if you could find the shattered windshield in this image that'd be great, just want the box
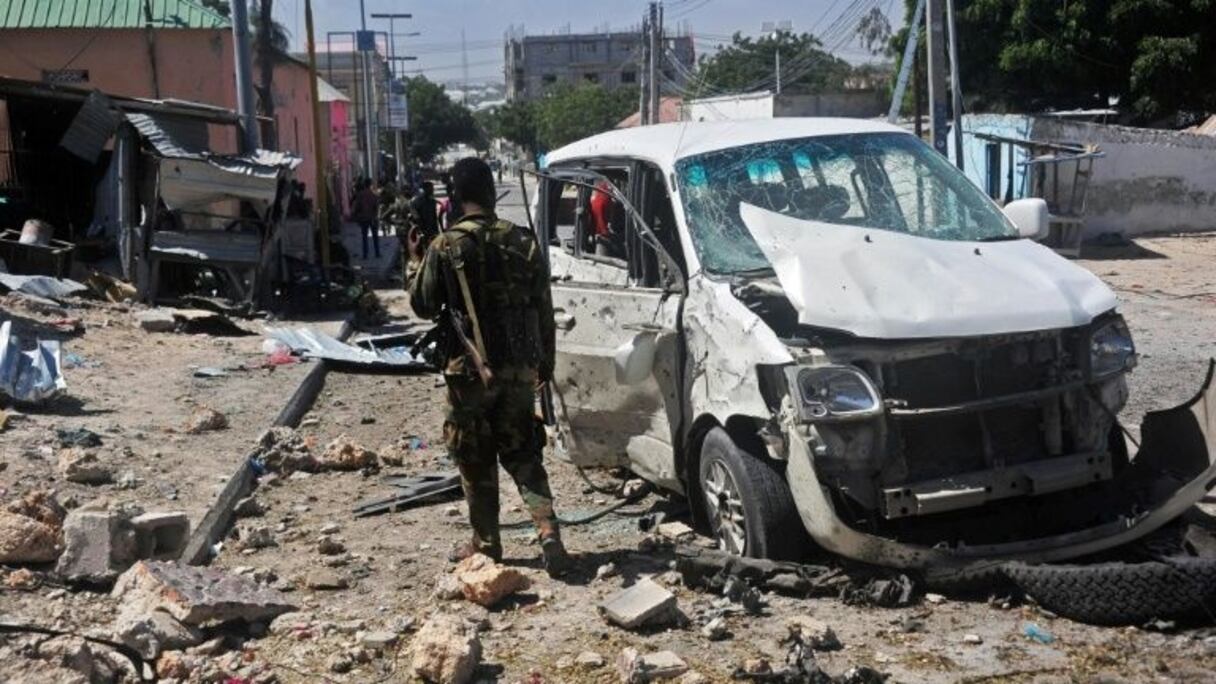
[675,132,1017,275]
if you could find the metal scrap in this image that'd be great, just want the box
[352,472,462,518]
[266,327,432,370]
[0,274,88,301]
[0,320,67,403]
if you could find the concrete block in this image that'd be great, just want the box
[656,521,695,540]
[453,553,530,607]
[410,615,481,684]
[617,648,689,683]
[115,606,203,659]
[112,560,296,626]
[136,309,175,332]
[129,512,190,560]
[600,577,678,629]
[56,510,135,584]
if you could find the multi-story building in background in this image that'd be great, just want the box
[504,30,694,101]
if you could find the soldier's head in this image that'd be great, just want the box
[450,157,496,214]
[422,181,435,197]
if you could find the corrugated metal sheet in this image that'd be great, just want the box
[150,230,261,264]
[266,328,432,369]
[0,0,229,30]
[60,91,121,162]
[126,111,210,157]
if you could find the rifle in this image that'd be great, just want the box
[449,308,494,387]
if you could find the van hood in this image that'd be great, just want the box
[739,203,1117,339]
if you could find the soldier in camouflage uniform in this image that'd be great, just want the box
[408,158,571,576]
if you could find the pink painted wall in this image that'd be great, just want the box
[0,27,327,202]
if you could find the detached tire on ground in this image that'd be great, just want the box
[1005,558,1216,625]
[698,427,809,561]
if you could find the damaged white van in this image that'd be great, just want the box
[534,119,1216,576]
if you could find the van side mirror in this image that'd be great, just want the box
[1002,198,1049,240]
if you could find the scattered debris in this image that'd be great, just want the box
[192,367,227,378]
[317,535,346,555]
[5,489,66,528]
[85,271,137,303]
[657,521,695,541]
[0,273,87,300]
[57,449,113,484]
[842,574,916,609]
[701,616,729,641]
[924,592,946,605]
[128,512,190,559]
[786,616,842,651]
[1023,622,1055,644]
[352,471,463,518]
[237,525,277,550]
[185,406,228,434]
[453,553,531,607]
[111,560,296,625]
[321,434,378,470]
[5,567,39,590]
[0,510,61,563]
[305,569,350,590]
[434,572,465,600]
[136,309,176,333]
[56,427,103,448]
[267,326,431,370]
[114,606,203,659]
[410,614,482,684]
[963,633,983,645]
[56,508,137,584]
[600,577,680,629]
[618,648,689,683]
[0,319,67,403]
[233,496,266,518]
[576,651,607,670]
[596,562,620,582]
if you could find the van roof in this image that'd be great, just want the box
[546,118,911,170]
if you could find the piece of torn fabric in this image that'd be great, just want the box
[0,274,88,301]
[265,328,431,369]
[0,320,67,403]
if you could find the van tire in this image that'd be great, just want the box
[698,427,808,561]
[1005,558,1216,625]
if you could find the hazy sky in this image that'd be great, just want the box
[274,0,899,85]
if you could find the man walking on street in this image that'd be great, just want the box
[350,178,381,259]
[408,158,572,576]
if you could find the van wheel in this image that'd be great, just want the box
[698,427,808,560]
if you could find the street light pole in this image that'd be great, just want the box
[357,0,376,180]
[229,0,260,153]
[371,13,414,184]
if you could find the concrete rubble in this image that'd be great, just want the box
[57,449,112,484]
[111,560,297,625]
[184,406,228,434]
[0,510,61,563]
[55,506,190,584]
[601,577,680,629]
[618,648,690,683]
[114,605,204,659]
[787,616,842,651]
[410,614,482,684]
[452,553,530,607]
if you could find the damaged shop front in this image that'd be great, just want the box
[0,77,304,308]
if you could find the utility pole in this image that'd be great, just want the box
[775,48,781,95]
[304,0,330,268]
[648,1,660,125]
[639,14,650,125]
[461,28,469,106]
[887,0,925,124]
[230,0,260,152]
[945,0,965,171]
[372,12,414,183]
[357,0,376,180]
[925,0,949,157]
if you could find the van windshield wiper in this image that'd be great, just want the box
[978,234,1021,242]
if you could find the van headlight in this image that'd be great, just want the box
[1089,317,1136,379]
[787,365,883,421]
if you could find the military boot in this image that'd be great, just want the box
[541,536,572,577]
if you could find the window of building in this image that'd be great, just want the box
[584,42,598,53]
[621,71,637,84]
[542,74,557,85]
[584,73,600,84]
[545,43,558,53]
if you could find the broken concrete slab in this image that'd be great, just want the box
[618,648,689,683]
[359,631,399,649]
[111,560,296,626]
[56,509,135,584]
[129,512,190,560]
[576,651,607,669]
[114,606,203,660]
[321,434,378,470]
[453,553,530,608]
[236,525,277,550]
[0,510,61,563]
[136,309,176,333]
[410,614,481,684]
[657,521,695,541]
[305,569,349,590]
[600,577,679,629]
[57,449,113,485]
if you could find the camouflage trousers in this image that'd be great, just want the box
[444,366,559,559]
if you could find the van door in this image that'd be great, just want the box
[538,165,687,491]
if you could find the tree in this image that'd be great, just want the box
[404,76,480,162]
[479,99,539,158]
[695,32,853,95]
[533,84,635,150]
[199,0,230,17]
[901,0,1216,123]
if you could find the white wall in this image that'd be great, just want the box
[1030,118,1216,236]
[684,93,774,122]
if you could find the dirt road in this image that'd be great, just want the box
[3,227,1216,683]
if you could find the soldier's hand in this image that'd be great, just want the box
[407,226,424,260]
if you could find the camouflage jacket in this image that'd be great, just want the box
[409,212,556,380]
